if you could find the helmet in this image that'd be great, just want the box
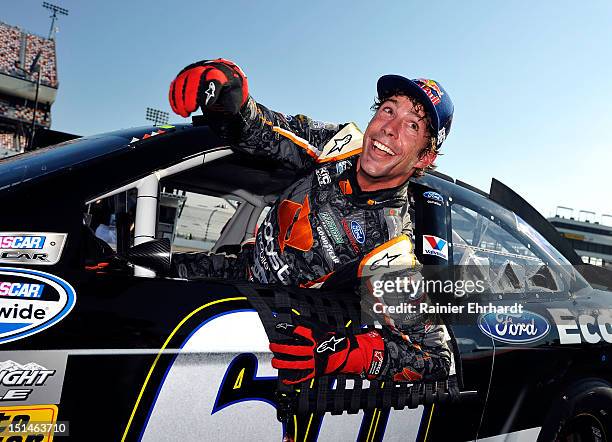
[377,75,454,149]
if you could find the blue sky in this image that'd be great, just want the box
[4,0,612,220]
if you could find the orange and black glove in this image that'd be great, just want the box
[169,58,248,117]
[269,318,386,385]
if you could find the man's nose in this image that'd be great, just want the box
[381,119,399,138]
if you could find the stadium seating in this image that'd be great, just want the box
[0,22,58,88]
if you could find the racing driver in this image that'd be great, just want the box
[168,59,454,385]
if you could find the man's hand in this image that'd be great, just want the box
[169,58,248,117]
[269,318,386,385]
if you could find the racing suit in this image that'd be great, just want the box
[172,96,452,382]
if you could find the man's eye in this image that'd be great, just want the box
[382,107,393,115]
[408,122,419,131]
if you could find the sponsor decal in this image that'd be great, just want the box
[368,350,384,376]
[0,233,67,266]
[309,119,325,129]
[260,221,289,284]
[415,78,443,105]
[547,308,612,344]
[478,311,550,344]
[316,227,340,265]
[318,212,345,245]
[329,134,352,155]
[335,160,350,175]
[277,196,313,252]
[341,219,361,253]
[369,253,401,271]
[0,268,76,345]
[0,350,68,405]
[437,127,446,146]
[0,404,59,441]
[423,191,444,206]
[315,168,331,186]
[316,336,345,353]
[422,235,448,260]
[0,237,44,250]
[0,353,66,406]
[204,81,216,105]
[338,179,352,195]
[0,283,44,298]
[350,221,366,245]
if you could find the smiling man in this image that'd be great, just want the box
[169,59,454,385]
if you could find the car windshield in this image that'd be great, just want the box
[451,203,589,295]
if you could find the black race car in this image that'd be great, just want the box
[0,123,611,442]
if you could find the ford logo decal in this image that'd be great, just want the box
[0,267,76,344]
[350,221,365,244]
[478,310,550,344]
[423,191,444,203]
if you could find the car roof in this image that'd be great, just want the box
[0,124,207,191]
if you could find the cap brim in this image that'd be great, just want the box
[377,75,440,135]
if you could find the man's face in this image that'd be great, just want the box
[358,95,436,190]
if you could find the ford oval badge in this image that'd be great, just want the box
[478,310,550,344]
[350,221,365,244]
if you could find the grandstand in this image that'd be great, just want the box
[0,21,58,154]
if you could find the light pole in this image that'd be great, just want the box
[145,107,169,126]
[42,2,69,40]
[14,51,42,151]
[28,55,42,151]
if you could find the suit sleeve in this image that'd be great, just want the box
[234,95,347,170]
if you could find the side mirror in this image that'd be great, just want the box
[125,238,171,275]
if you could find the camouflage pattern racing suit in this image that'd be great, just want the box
[172,96,452,382]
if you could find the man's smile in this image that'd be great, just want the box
[372,139,396,156]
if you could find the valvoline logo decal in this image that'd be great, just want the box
[0,268,76,344]
[422,235,448,260]
[478,311,550,344]
[350,221,365,244]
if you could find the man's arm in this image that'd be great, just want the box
[169,59,361,171]
[235,96,344,170]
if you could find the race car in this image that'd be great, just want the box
[0,122,610,442]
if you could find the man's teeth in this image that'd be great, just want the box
[373,140,395,156]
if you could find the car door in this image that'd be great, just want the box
[405,180,494,441]
[446,191,578,440]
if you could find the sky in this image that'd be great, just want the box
[4,0,612,221]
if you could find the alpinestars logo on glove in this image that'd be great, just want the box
[316,336,345,353]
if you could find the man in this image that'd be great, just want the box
[169,58,453,385]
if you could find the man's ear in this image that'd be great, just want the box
[415,149,437,169]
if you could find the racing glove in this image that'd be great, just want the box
[269,318,386,385]
[169,58,249,117]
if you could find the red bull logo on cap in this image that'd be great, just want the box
[415,79,443,105]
